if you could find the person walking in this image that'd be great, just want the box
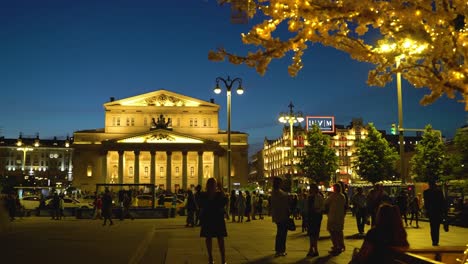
[351,187,368,235]
[229,190,237,222]
[271,177,290,257]
[423,181,447,246]
[120,192,134,221]
[199,178,228,264]
[409,193,420,228]
[306,183,324,258]
[102,189,114,226]
[367,184,389,227]
[325,183,347,255]
[236,191,246,223]
[185,190,197,227]
[245,191,252,222]
[396,190,409,226]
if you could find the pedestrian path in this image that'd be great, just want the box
[164,214,468,264]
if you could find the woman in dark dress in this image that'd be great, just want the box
[350,204,409,264]
[229,190,237,222]
[245,191,252,222]
[200,178,228,264]
[307,183,324,257]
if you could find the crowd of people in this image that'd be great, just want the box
[0,178,452,264]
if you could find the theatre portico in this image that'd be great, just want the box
[72,89,248,192]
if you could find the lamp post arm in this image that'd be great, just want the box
[216,77,242,91]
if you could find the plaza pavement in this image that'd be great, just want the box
[1,213,467,264]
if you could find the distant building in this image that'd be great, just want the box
[0,134,73,188]
[256,117,424,189]
[72,90,248,193]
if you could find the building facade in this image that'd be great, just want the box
[72,90,248,192]
[258,118,424,187]
[0,135,73,188]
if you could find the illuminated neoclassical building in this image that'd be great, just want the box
[72,90,248,192]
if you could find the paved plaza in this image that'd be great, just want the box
[1,214,467,264]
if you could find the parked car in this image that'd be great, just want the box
[163,196,185,215]
[135,195,154,207]
[20,196,41,210]
[45,197,92,209]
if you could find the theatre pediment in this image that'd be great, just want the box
[104,89,218,108]
[116,131,204,144]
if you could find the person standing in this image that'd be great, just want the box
[351,187,368,235]
[271,177,290,257]
[93,194,102,220]
[256,194,264,220]
[6,193,16,221]
[306,183,324,258]
[199,178,228,264]
[251,191,257,220]
[325,183,346,255]
[194,185,202,226]
[229,190,237,223]
[185,190,197,227]
[236,191,246,223]
[51,193,60,220]
[58,194,65,220]
[298,190,309,233]
[396,190,409,226]
[423,181,447,246]
[245,191,252,222]
[102,189,114,226]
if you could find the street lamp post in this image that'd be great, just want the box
[278,102,304,178]
[214,76,244,192]
[376,39,427,183]
[396,56,405,183]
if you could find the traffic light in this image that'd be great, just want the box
[391,123,396,135]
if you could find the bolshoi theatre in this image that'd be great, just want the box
[72,90,248,192]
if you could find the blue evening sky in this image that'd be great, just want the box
[1,0,466,154]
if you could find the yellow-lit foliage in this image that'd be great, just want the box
[209,0,468,110]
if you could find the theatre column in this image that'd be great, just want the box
[118,150,124,184]
[102,150,108,183]
[182,151,188,190]
[150,151,156,186]
[166,151,172,192]
[214,152,220,181]
[198,151,203,185]
[134,150,140,185]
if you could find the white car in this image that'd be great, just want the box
[46,197,92,209]
[20,196,41,210]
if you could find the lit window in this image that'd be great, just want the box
[208,118,211,127]
[194,119,198,127]
[126,118,130,126]
[112,117,116,126]
[160,167,164,176]
[131,117,135,126]
[129,166,134,176]
[190,119,193,127]
[203,119,207,127]
[144,166,149,177]
[116,117,120,126]
[87,165,92,177]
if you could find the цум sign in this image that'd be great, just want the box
[306,116,335,133]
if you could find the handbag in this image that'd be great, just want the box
[287,217,296,231]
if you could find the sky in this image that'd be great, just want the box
[1,0,466,155]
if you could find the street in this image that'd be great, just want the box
[1,214,467,264]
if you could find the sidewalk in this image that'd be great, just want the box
[162,214,468,264]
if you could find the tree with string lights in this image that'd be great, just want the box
[209,0,467,109]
